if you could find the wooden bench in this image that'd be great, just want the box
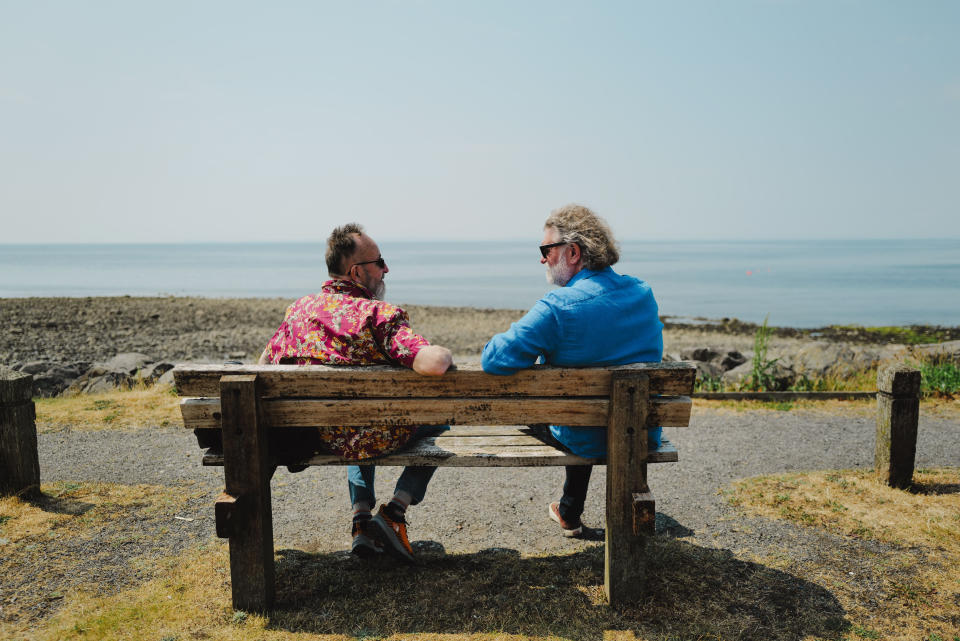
[174,361,696,612]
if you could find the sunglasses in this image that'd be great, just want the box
[351,256,386,270]
[539,242,567,258]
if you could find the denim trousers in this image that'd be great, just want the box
[347,425,447,507]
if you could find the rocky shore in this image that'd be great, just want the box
[2,296,957,396]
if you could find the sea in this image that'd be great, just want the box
[1,239,958,328]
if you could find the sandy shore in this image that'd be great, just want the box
[0,295,857,368]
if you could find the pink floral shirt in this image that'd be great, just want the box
[263,279,430,459]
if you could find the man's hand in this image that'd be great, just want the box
[412,345,453,376]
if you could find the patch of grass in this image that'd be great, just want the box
[729,467,960,640]
[827,325,947,344]
[919,360,960,396]
[1,480,204,638]
[35,384,181,432]
[24,536,855,641]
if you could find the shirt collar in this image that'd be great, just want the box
[565,266,603,287]
[322,278,374,299]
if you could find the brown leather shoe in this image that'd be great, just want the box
[549,502,604,540]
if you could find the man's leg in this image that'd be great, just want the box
[348,465,380,558]
[549,465,602,539]
[370,425,444,562]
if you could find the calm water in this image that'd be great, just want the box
[1,240,958,328]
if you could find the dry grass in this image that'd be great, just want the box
[6,471,959,639]
[693,396,960,420]
[34,383,181,433]
[728,468,960,640]
[1,481,205,637]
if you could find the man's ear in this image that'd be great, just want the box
[568,243,582,265]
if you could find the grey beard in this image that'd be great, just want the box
[546,262,573,287]
[372,280,387,300]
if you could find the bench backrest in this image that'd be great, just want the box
[174,362,696,431]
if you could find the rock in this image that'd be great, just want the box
[157,369,175,386]
[19,360,52,375]
[694,361,723,381]
[692,348,720,362]
[912,340,960,363]
[720,351,747,371]
[789,343,889,379]
[32,363,87,397]
[722,360,796,391]
[102,352,155,374]
[140,362,174,383]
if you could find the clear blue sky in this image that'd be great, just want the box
[2,1,958,243]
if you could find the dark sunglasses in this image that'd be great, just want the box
[351,256,386,270]
[539,242,567,258]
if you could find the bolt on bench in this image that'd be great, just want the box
[174,361,696,611]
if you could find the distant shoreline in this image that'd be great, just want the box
[3,295,958,345]
[4,296,956,397]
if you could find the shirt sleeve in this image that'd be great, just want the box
[481,300,560,375]
[371,306,430,369]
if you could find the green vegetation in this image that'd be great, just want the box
[919,360,960,396]
[746,315,780,391]
[825,325,949,345]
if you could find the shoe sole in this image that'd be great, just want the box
[548,503,582,538]
[371,514,415,563]
[351,532,381,559]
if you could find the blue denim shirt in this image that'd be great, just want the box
[481,266,664,458]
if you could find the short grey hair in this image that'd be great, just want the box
[544,204,619,270]
[325,223,364,275]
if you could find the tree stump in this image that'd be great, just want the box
[875,364,921,489]
[1,367,40,497]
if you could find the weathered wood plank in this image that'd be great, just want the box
[203,437,677,467]
[173,362,697,398]
[179,396,692,429]
[605,372,649,607]
[219,375,275,612]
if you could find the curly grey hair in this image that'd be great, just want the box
[325,223,365,275]
[544,204,619,270]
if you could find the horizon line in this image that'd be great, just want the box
[3,237,959,247]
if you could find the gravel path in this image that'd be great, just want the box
[37,406,960,557]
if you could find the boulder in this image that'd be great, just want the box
[912,340,960,363]
[694,360,724,381]
[101,352,155,374]
[32,363,88,397]
[722,360,796,391]
[139,362,174,383]
[720,351,747,371]
[790,344,890,379]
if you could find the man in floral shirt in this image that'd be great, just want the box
[259,223,453,562]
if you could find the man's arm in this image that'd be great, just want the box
[412,345,453,376]
[481,301,559,375]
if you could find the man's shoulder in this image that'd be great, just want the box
[543,269,649,309]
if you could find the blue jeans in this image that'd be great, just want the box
[347,425,447,507]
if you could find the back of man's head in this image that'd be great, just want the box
[544,204,619,270]
[326,223,365,275]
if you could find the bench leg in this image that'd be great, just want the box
[220,375,275,612]
[605,372,650,607]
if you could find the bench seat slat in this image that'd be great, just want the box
[173,362,697,398]
[180,396,692,429]
[201,434,678,467]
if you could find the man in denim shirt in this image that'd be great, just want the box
[482,204,663,538]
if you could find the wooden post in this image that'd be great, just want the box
[875,364,921,489]
[605,371,649,607]
[220,374,275,612]
[1,367,40,497]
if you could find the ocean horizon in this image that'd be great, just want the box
[2,239,958,329]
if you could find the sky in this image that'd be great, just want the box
[1,1,958,243]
